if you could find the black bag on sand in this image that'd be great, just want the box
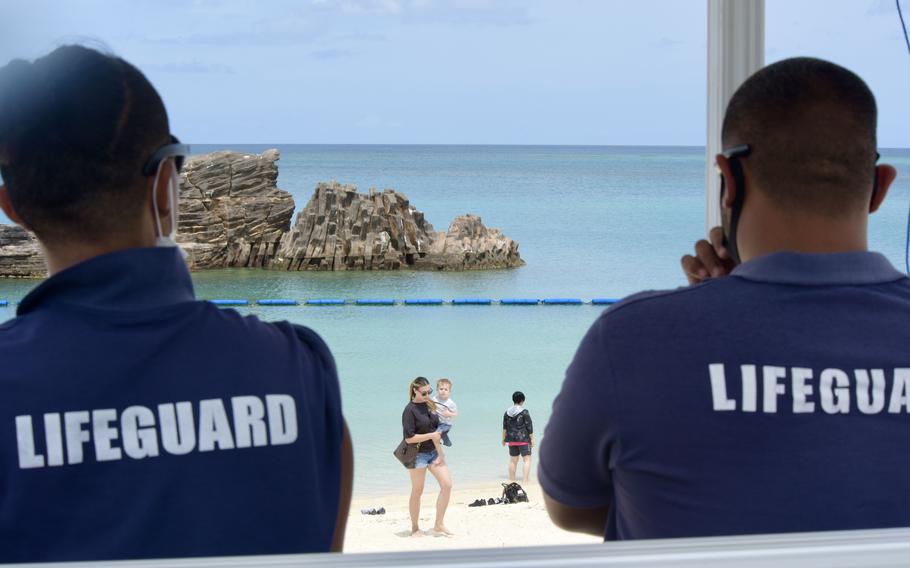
[502,482,529,503]
[394,439,419,469]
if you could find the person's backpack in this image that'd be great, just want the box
[501,482,529,504]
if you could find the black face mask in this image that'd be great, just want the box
[718,145,751,265]
[870,152,881,207]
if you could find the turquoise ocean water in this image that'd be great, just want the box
[2,145,909,494]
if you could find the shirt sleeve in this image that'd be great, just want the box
[402,406,417,439]
[503,412,508,432]
[292,325,343,444]
[289,323,345,547]
[538,313,616,509]
[526,411,533,435]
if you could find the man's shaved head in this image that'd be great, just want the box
[0,45,169,243]
[722,57,877,216]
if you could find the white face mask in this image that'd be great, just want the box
[151,159,188,259]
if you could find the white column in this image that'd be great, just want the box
[705,0,765,234]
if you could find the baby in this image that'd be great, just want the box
[432,378,458,447]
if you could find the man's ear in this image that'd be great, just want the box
[150,161,173,218]
[870,164,897,213]
[0,185,30,229]
[715,154,738,209]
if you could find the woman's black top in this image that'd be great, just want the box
[402,401,439,453]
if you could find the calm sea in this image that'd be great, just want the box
[2,145,909,494]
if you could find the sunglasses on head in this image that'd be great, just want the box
[142,135,190,176]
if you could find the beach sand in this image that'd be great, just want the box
[343,480,601,553]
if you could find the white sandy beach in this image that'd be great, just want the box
[343,480,601,553]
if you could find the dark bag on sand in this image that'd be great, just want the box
[502,482,529,504]
[394,439,420,469]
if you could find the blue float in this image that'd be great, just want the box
[195,296,615,307]
[500,299,540,305]
[256,299,299,306]
[210,299,249,306]
[404,299,445,305]
[306,299,346,306]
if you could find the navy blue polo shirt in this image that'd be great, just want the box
[540,251,910,540]
[0,248,343,562]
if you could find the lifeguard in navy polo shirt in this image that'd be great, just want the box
[0,46,352,562]
[540,58,907,539]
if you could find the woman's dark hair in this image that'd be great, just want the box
[512,391,525,404]
[0,45,170,242]
[409,376,436,412]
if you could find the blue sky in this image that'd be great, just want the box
[2,0,909,146]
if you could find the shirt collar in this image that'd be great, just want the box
[731,251,906,286]
[17,247,195,316]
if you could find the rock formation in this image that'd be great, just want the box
[432,213,525,270]
[178,149,295,269]
[0,149,523,277]
[0,225,44,278]
[272,181,523,271]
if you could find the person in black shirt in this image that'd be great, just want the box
[502,391,534,483]
[401,376,453,536]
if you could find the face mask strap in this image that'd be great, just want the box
[168,163,180,239]
[151,159,167,239]
[719,144,751,265]
[726,159,746,265]
[870,151,881,208]
[150,158,181,240]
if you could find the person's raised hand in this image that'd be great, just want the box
[680,226,735,285]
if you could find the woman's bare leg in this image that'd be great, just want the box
[509,455,518,480]
[522,455,532,483]
[408,467,427,535]
[428,462,453,535]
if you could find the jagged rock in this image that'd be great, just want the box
[419,214,524,270]
[272,181,523,271]
[0,151,524,277]
[0,225,45,278]
[178,148,294,269]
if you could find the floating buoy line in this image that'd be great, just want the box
[0,298,619,307]
[210,297,619,307]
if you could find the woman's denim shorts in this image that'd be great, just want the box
[414,449,438,469]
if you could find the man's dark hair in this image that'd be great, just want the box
[721,57,877,216]
[0,45,169,242]
[512,391,525,404]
